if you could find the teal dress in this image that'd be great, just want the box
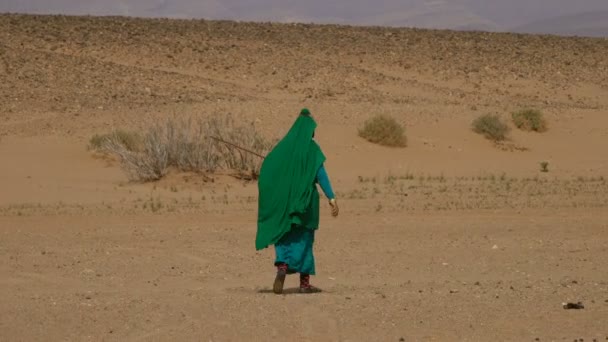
[274,164,335,275]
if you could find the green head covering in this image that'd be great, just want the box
[255,111,326,250]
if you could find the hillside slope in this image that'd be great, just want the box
[1,14,606,129]
[1,13,607,180]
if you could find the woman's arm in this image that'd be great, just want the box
[316,164,335,200]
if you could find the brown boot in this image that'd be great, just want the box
[299,274,321,294]
[273,264,288,294]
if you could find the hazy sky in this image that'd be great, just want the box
[2,0,607,35]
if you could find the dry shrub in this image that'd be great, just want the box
[358,115,407,147]
[94,115,272,182]
[540,161,549,173]
[205,115,273,174]
[512,109,547,132]
[89,130,141,152]
[472,114,510,141]
[104,127,168,181]
[164,118,218,172]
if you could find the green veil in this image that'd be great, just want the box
[255,110,326,250]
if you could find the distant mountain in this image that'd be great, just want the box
[512,11,608,37]
[1,0,607,37]
[0,0,496,30]
[0,0,230,19]
[456,0,608,28]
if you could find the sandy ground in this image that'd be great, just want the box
[1,14,608,341]
[2,211,608,341]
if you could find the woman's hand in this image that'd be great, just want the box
[329,199,339,217]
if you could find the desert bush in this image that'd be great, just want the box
[164,117,218,172]
[512,109,547,132]
[89,130,141,152]
[94,115,272,182]
[204,115,274,173]
[472,114,510,141]
[540,161,549,173]
[103,126,168,181]
[358,115,407,147]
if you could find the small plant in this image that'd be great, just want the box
[358,115,407,147]
[148,196,162,212]
[472,114,510,141]
[385,173,397,184]
[512,109,547,132]
[358,176,377,183]
[401,171,415,180]
[540,161,549,173]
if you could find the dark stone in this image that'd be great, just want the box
[563,302,585,310]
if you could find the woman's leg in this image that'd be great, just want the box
[273,262,288,294]
[298,230,320,293]
[273,240,292,294]
[272,227,317,294]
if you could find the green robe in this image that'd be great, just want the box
[255,114,326,251]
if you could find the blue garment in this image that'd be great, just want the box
[273,164,334,275]
[316,164,335,199]
[274,226,316,275]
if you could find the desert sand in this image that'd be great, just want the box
[1,14,607,341]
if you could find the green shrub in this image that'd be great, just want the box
[472,114,510,141]
[512,109,547,132]
[358,115,407,147]
[540,161,549,173]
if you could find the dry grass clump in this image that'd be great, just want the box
[358,115,407,147]
[472,114,510,141]
[205,116,273,172]
[512,109,547,132]
[91,115,273,182]
[89,130,141,152]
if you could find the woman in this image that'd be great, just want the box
[256,108,339,294]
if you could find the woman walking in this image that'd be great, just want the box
[256,108,339,294]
